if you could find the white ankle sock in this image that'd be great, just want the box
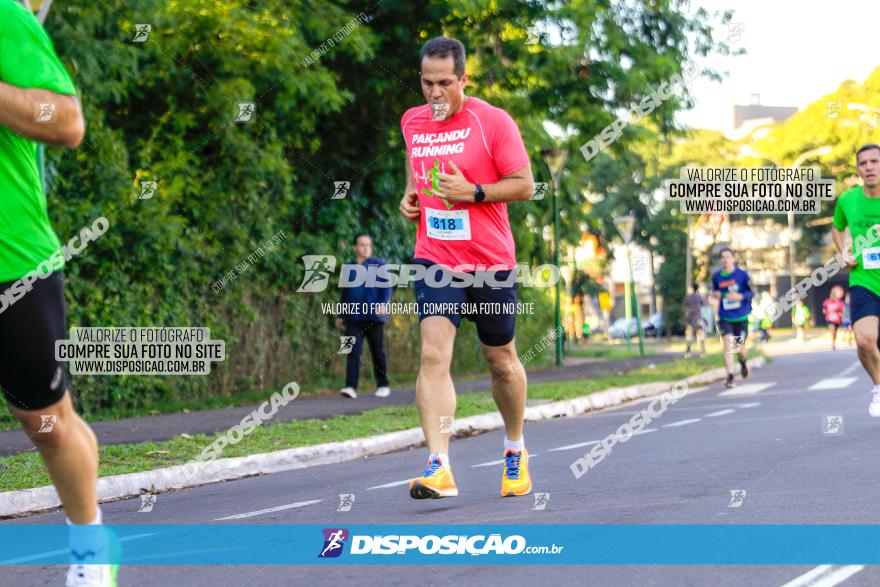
[66,507,102,526]
[430,452,449,467]
[504,436,524,452]
[67,507,106,560]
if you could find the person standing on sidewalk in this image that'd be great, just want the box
[682,283,706,358]
[0,2,119,586]
[336,233,392,399]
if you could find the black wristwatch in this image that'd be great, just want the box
[474,184,485,203]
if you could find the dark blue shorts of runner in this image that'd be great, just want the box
[413,264,518,347]
[849,285,880,324]
[718,319,748,338]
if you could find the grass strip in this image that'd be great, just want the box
[0,351,760,493]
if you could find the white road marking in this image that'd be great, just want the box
[719,383,774,396]
[471,458,505,468]
[839,361,861,377]
[780,564,864,587]
[634,428,657,435]
[663,418,701,428]
[367,479,411,490]
[705,409,735,418]
[213,499,323,520]
[808,377,857,390]
[547,440,599,452]
[738,402,762,408]
[810,566,864,587]
[471,453,539,468]
[781,564,832,586]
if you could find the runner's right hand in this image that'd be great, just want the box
[399,189,420,222]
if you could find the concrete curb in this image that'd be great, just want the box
[0,357,765,518]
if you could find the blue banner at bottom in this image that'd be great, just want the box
[0,525,878,565]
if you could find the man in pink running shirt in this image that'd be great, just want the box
[398,36,536,500]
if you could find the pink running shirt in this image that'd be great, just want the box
[400,97,530,271]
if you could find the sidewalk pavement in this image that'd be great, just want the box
[0,353,676,457]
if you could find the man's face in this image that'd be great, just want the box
[420,55,467,121]
[857,148,880,188]
[354,236,372,259]
[720,250,735,270]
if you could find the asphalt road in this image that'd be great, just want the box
[0,353,676,456]
[4,344,880,586]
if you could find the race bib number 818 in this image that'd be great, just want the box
[425,208,471,241]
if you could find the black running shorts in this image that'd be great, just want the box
[718,319,748,338]
[0,272,69,410]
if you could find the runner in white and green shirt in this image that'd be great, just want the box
[832,144,880,417]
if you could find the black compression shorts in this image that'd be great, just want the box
[0,272,69,410]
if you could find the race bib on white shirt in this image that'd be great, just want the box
[722,296,741,310]
[425,208,471,241]
[863,247,880,269]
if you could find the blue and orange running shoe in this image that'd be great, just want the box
[409,452,458,499]
[501,448,532,497]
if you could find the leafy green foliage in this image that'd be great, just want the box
[27,0,722,418]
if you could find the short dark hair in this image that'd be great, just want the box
[352,233,371,245]
[856,144,880,163]
[691,283,699,292]
[719,247,735,258]
[420,37,466,78]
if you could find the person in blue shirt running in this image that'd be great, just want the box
[710,247,753,388]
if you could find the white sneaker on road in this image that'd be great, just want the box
[340,387,357,399]
[870,393,880,417]
[66,563,117,587]
[375,386,390,398]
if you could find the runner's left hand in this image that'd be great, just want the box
[437,161,475,202]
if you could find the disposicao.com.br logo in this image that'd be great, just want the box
[317,528,563,558]
[297,255,560,292]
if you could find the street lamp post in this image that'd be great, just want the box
[614,214,645,357]
[543,149,568,367]
[785,148,832,303]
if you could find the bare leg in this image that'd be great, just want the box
[721,332,735,374]
[415,317,457,454]
[854,317,880,384]
[481,339,527,441]
[12,392,98,523]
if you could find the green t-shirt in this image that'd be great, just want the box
[832,185,880,296]
[793,305,811,326]
[0,0,76,282]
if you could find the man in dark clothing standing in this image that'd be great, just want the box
[336,234,392,398]
[682,283,706,358]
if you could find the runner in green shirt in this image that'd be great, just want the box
[0,2,117,586]
[832,143,880,418]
